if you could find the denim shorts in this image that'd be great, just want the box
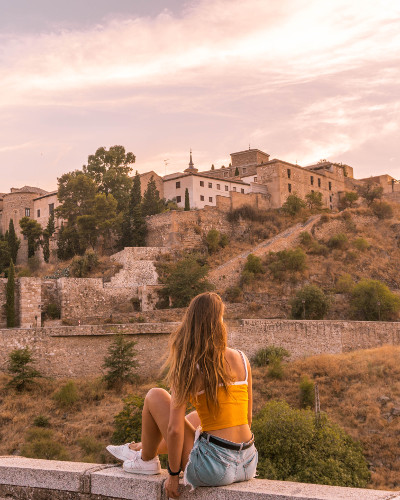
[184,431,258,489]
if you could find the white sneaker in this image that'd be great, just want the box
[123,449,161,475]
[106,443,138,462]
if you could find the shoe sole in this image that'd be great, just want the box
[106,446,134,462]
[123,467,161,475]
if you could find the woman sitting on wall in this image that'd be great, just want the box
[107,292,257,498]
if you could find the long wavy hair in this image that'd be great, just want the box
[164,292,232,412]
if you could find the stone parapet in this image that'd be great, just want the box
[0,457,399,500]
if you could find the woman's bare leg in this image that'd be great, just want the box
[138,388,199,468]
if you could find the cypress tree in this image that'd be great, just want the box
[8,219,20,264]
[234,167,240,176]
[120,172,142,247]
[184,188,190,211]
[142,176,161,216]
[42,212,55,263]
[6,260,15,327]
[131,205,147,247]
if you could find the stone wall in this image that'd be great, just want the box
[18,278,42,328]
[1,320,400,379]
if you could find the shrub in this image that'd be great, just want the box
[358,182,383,206]
[21,428,68,461]
[299,231,312,246]
[219,233,229,248]
[53,381,79,408]
[103,333,138,390]
[350,279,400,321]
[27,255,41,272]
[111,394,144,445]
[252,346,290,367]
[267,357,285,379]
[45,302,61,319]
[371,201,393,219]
[70,250,99,277]
[80,377,106,402]
[299,376,315,409]
[224,286,243,303]
[338,191,359,210]
[7,347,41,391]
[78,435,104,463]
[327,233,348,250]
[17,267,32,277]
[206,229,220,253]
[290,285,329,320]
[307,241,329,256]
[266,248,307,279]
[253,401,370,487]
[244,253,264,274]
[6,260,15,327]
[353,237,370,252]
[33,415,50,428]
[282,194,306,216]
[305,191,323,211]
[335,274,355,294]
[130,297,141,312]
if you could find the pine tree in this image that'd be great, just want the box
[42,212,56,263]
[184,188,190,211]
[19,217,42,258]
[8,219,20,264]
[6,260,15,327]
[131,205,147,247]
[235,167,240,176]
[120,172,143,247]
[7,347,41,391]
[103,333,138,390]
[142,176,161,216]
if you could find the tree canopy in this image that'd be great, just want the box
[19,217,42,258]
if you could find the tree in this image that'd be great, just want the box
[358,182,383,206]
[184,188,190,211]
[266,248,307,280]
[8,347,42,391]
[56,171,97,224]
[282,194,306,216]
[76,215,98,249]
[206,229,220,253]
[234,167,240,176]
[142,176,161,216]
[253,401,370,487]
[120,171,146,248]
[350,279,400,321]
[6,260,16,327]
[305,191,323,211]
[19,217,43,258]
[0,238,11,275]
[103,333,138,390]
[131,205,147,247]
[338,191,359,210]
[7,219,20,264]
[92,193,118,250]
[290,284,329,320]
[160,254,214,308]
[42,212,55,263]
[57,223,84,260]
[83,145,135,212]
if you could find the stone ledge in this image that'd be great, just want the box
[1,457,399,500]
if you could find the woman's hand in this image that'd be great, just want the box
[164,474,180,499]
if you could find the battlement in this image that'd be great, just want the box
[1,457,399,500]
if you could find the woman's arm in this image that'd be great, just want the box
[246,356,253,428]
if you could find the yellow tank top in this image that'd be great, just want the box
[191,350,249,432]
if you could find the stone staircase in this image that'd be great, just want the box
[209,215,321,289]
[104,247,168,289]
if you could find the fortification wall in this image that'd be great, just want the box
[0,278,7,327]
[1,320,400,379]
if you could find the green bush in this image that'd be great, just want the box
[78,435,105,463]
[266,248,307,279]
[352,237,370,252]
[7,347,41,391]
[282,194,306,216]
[27,255,41,272]
[290,285,329,320]
[53,381,79,408]
[267,356,285,379]
[253,401,370,487]
[371,201,393,219]
[224,286,243,303]
[244,253,264,274]
[327,233,348,250]
[33,415,51,428]
[21,428,69,461]
[206,229,220,253]
[350,279,400,321]
[299,231,312,246]
[299,376,315,409]
[307,241,329,256]
[335,274,355,294]
[45,303,61,319]
[112,394,144,445]
[103,333,138,390]
[252,346,290,367]
[70,250,99,277]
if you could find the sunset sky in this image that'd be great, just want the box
[1,0,399,193]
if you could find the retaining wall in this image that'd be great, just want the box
[0,457,399,500]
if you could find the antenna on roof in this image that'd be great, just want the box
[249,143,251,150]
[164,159,169,175]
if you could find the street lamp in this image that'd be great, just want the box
[377,301,381,321]
[302,299,306,320]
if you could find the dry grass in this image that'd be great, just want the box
[252,345,400,490]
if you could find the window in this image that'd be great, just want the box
[216,184,221,190]
[225,185,229,191]
[288,183,292,193]
[37,209,41,218]
[49,203,54,215]
[233,187,237,192]
[200,181,204,187]
[287,169,291,179]
[254,177,257,182]
[329,195,332,202]
[25,208,30,217]
[209,197,213,202]
[176,196,181,203]
[200,195,204,201]
[318,178,321,187]
[241,188,245,194]
[311,176,314,185]
[329,182,332,191]
[224,172,228,177]
[176,181,180,188]
[243,167,247,173]
[208,182,212,188]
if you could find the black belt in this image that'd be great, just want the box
[200,432,254,451]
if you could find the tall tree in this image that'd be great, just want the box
[6,260,15,327]
[184,188,190,211]
[92,193,118,250]
[234,167,240,176]
[0,235,11,274]
[358,182,384,207]
[7,219,20,264]
[142,176,161,216]
[131,205,147,247]
[56,171,97,224]
[19,217,42,258]
[120,172,142,247]
[83,145,135,212]
[42,212,55,263]
[57,223,84,260]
